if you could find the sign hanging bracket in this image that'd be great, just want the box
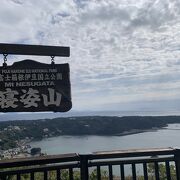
[51,55,55,65]
[3,53,8,67]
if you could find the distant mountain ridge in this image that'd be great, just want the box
[1,110,180,121]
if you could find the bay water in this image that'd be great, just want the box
[30,124,180,154]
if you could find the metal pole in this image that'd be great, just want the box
[174,149,180,180]
[80,154,89,180]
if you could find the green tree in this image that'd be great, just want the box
[147,162,176,180]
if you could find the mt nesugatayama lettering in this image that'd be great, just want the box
[5,81,55,87]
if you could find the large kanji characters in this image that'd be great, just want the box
[0,88,62,109]
[20,88,40,108]
[42,88,61,107]
[0,88,18,108]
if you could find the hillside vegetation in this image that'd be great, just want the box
[0,116,180,150]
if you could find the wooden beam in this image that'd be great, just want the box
[0,43,70,57]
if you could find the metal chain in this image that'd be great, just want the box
[3,54,8,67]
[51,56,55,65]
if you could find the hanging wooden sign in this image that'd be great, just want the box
[0,60,72,112]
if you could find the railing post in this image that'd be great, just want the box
[80,154,89,180]
[174,149,180,179]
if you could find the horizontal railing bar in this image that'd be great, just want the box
[0,149,176,169]
[0,153,79,169]
[0,148,179,178]
[0,43,70,57]
[89,157,175,167]
[0,163,79,176]
[0,148,179,180]
[90,147,176,160]
[2,158,175,178]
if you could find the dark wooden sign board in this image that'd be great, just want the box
[0,43,71,112]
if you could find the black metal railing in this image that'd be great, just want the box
[0,147,180,180]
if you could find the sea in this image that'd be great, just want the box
[29,123,180,155]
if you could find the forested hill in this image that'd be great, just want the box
[1,116,180,150]
[1,116,180,137]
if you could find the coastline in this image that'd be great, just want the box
[115,128,158,136]
[0,126,161,158]
[28,127,159,144]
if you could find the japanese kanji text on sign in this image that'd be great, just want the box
[0,60,72,112]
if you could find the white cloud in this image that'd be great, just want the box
[1,0,180,111]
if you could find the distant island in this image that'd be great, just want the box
[1,115,180,152]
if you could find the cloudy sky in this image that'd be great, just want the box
[1,0,180,112]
